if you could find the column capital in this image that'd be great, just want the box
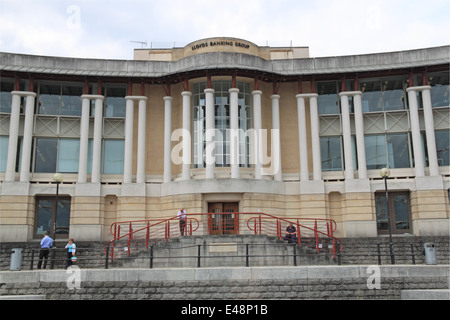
[338,91,362,97]
[81,94,104,100]
[296,93,318,99]
[252,90,262,96]
[271,94,280,100]
[11,91,36,98]
[406,85,432,93]
[181,91,192,97]
[204,88,215,94]
[229,88,240,94]
[125,95,148,101]
[163,96,173,102]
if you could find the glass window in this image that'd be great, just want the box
[320,136,342,171]
[103,139,124,174]
[0,136,8,172]
[429,72,449,107]
[105,86,126,117]
[58,139,80,173]
[0,78,14,113]
[61,84,82,116]
[361,77,406,112]
[435,130,450,166]
[34,138,57,173]
[375,192,411,234]
[317,81,339,115]
[193,81,252,168]
[365,135,387,169]
[38,82,61,115]
[365,133,411,169]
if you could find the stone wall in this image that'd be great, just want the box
[0,266,448,300]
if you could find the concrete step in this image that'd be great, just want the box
[401,289,450,300]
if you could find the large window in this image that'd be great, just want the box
[435,130,450,166]
[34,138,124,174]
[317,80,355,115]
[320,136,342,171]
[375,192,412,234]
[193,81,252,168]
[361,77,406,112]
[105,85,126,117]
[365,134,411,169]
[38,82,83,116]
[429,71,449,108]
[103,139,125,174]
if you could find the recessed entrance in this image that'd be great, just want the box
[208,202,239,235]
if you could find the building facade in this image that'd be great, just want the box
[0,37,449,242]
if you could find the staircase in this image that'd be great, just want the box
[108,234,338,269]
[104,212,342,268]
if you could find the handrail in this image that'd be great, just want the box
[104,212,342,262]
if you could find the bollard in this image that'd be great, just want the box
[10,248,23,271]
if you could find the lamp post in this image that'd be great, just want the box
[380,167,395,264]
[53,173,63,240]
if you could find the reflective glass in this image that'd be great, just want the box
[320,136,342,171]
[38,83,61,115]
[58,139,80,173]
[35,138,57,172]
[435,130,450,166]
[103,140,124,174]
[61,84,82,116]
[0,136,8,172]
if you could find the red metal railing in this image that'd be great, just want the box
[104,212,342,262]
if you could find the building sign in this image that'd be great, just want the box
[191,40,251,51]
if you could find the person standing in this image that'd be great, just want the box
[65,238,77,269]
[37,232,53,269]
[177,208,187,236]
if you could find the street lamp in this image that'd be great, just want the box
[53,173,63,239]
[379,167,395,264]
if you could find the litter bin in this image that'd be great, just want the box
[424,243,437,265]
[10,248,23,271]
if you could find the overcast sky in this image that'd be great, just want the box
[0,0,449,60]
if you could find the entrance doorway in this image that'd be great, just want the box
[208,202,239,235]
[34,196,71,239]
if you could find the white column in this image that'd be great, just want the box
[163,96,173,183]
[205,88,215,179]
[296,95,309,181]
[406,88,425,177]
[421,86,439,176]
[271,94,282,181]
[123,98,134,184]
[339,93,354,180]
[352,92,367,179]
[182,91,192,181]
[229,88,240,179]
[5,92,21,182]
[78,95,91,183]
[19,92,36,182]
[252,90,263,179]
[309,94,322,181]
[136,98,147,184]
[91,96,104,184]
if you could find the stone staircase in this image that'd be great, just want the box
[108,234,338,268]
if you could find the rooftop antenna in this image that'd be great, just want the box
[130,40,148,48]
